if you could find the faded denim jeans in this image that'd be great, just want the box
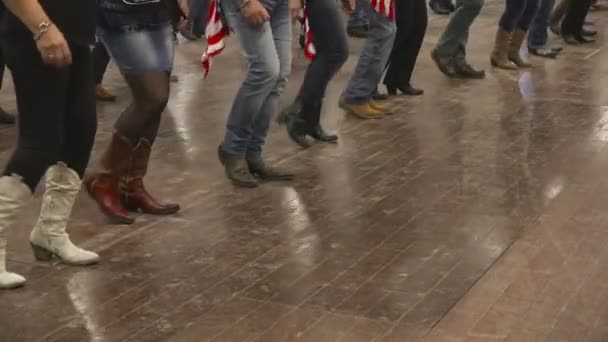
[435,0,484,67]
[221,0,291,161]
[188,0,210,36]
[348,0,370,28]
[342,0,396,104]
[528,0,553,48]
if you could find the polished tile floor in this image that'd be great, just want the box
[2,1,608,341]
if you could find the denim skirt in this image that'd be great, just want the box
[98,23,174,75]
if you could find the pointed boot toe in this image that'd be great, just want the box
[310,125,338,143]
[86,176,135,224]
[0,272,26,289]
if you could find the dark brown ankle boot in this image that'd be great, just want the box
[218,144,258,188]
[121,139,180,215]
[247,159,294,181]
[85,133,135,224]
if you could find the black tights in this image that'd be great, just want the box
[2,37,97,192]
[115,72,170,145]
[93,41,111,86]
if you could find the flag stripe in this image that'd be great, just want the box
[201,0,227,78]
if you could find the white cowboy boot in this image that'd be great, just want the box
[30,163,99,265]
[0,175,31,289]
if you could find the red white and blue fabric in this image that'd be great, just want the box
[201,0,229,78]
[301,8,315,60]
[371,0,394,19]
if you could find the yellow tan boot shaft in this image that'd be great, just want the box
[509,29,532,68]
[491,28,518,70]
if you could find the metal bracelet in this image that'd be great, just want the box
[33,21,52,41]
[239,0,251,9]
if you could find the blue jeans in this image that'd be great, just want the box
[498,0,540,32]
[528,0,554,48]
[222,0,291,161]
[348,0,369,28]
[99,24,174,75]
[435,0,484,66]
[342,3,396,104]
[299,0,348,107]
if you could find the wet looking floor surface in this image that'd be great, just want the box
[2,1,608,341]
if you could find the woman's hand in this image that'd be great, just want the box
[176,15,188,32]
[289,0,301,18]
[2,0,73,66]
[35,24,72,67]
[241,0,270,26]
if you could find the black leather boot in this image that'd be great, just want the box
[282,98,337,146]
[280,99,311,147]
[309,101,337,143]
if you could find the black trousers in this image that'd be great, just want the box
[0,45,4,90]
[561,0,592,37]
[2,37,97,191]
[430,0,453,8]
[93,40,111,85]
[297,0,348,121]
[384,0,428,88]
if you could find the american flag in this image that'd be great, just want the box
[371,0,394,19]
[201,0,229,77]
[302,8,315,60]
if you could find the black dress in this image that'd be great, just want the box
[0,0,99,190]
[4,0,96,45]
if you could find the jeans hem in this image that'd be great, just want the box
[340,96,371,105]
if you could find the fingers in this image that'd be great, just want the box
[256,9,270,24]
[251,14,265,25]
[61,44,72,66]
[41,44,72,67]
[245,7,269,26]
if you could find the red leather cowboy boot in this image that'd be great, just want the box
[121,138,180,215]
[85,133,135,224]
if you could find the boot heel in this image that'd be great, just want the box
[30,243,54,261]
